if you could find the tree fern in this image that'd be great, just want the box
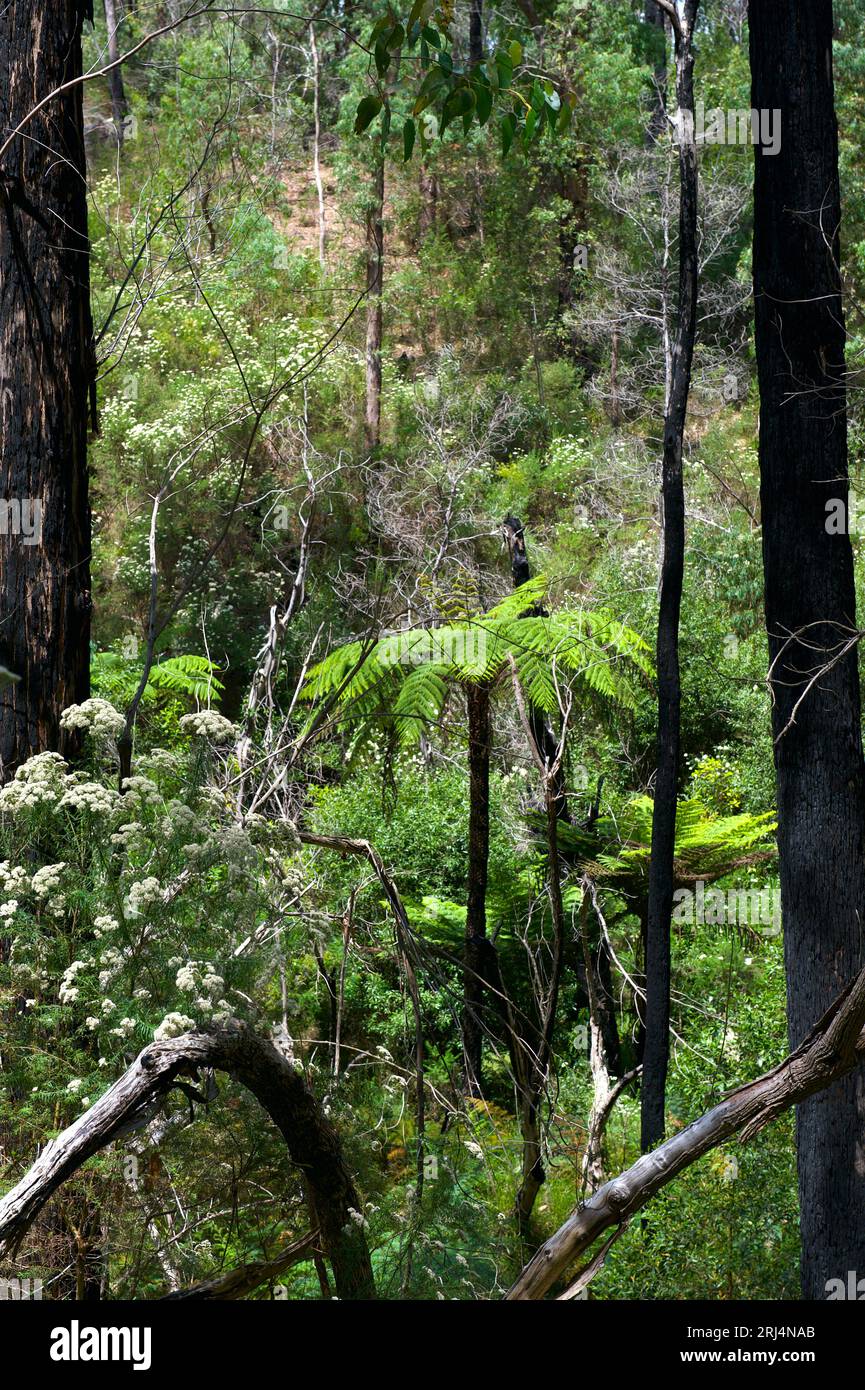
[92,650,225,709]
[300,576,652,747]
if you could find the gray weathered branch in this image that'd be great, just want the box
[0,1022,375,1300]
[506,963,865,1298]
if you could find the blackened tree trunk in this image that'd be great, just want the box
[641,0,699,1155]
[502,514,569,822]
[364,158,384,452]
[469,0,483,65]
[103,0,129,142]
[463,682,491,1096]
[0,1,93,777]
[750,0,865,1299]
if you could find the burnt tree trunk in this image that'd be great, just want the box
[469,0,483,65]
[0,0,93,777]
[364,158,384,452]
[502,514,569,822]
[641,0,699,1154]
[750,0,865,1299]
[463,682,491,1096]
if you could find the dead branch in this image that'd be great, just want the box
[506,961,865,1298]
[0,1023,375,1301]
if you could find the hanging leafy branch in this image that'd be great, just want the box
[354,4,576,159]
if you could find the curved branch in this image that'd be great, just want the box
[0,1023,375,1300]
[506,962,865,1298]
[160,1229,320,1300]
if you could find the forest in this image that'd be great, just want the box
[1,0,864,1315]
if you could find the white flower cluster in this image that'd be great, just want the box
[123,876,163,920]
[31,862,67,916]
[0,862,30,893]
[174,959,231,1022]
[154,1011,196,1041]
[120,776,163,809]
[162,800,199,837]
[59,959,86,1004]
[110,820,146,851]
[108,1016,136,1040]
[31,863,66,898]
[60,698,125,739]
[58,781,120,816]
[0,752,68,811]
[179,711,237,745]
[138,748,181,778]
[98,946,126,990]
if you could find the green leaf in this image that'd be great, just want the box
[441,86,474,133]
[354,95,383,133]
[495,51,513,90]
[374,39,392,76]
[413,66,448,116]
[475,83,493,125]
[403,117,416,161]
[386,22,405,51]
[508,39,522,65]
[501,111,517,156]
[408,0,436,31]
[369,15,393,43]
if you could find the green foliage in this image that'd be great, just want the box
[301,577,652,749]
[355,8,575,157]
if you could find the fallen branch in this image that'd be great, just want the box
[160,1228,319,1300]
[0,1023,375,1301]
[506,962,865,1298]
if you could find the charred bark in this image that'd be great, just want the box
[750,0,865,1298]
[641,0,699,1155]
[469,0,483,65]
[463,682,491,1095]
[0,0,93,776]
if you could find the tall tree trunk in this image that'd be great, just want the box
[0,0,93,777]
[364,158,384,452]
[418,165,437,239]
[644,0,669,141]
[750,0,865,1299]
[640,0,699,1155]
[309,24,326,270]
[103,0,129,143]
[502,514,569,822]
[463,682,491,1096]
[469,0,483,65]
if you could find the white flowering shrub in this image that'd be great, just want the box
[0,703,302,1115]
